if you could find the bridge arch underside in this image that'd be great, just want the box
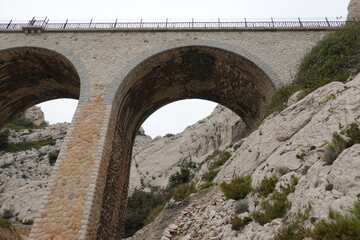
[0,47,80,127]
[97,46,275,238]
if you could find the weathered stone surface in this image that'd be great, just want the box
[24,106,46,126]
[348,0,360,20]
[129,105,245,191]
[0,123,67,222]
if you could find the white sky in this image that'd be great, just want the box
[0,0,350,137]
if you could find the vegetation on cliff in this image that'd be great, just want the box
[267,22,360,114]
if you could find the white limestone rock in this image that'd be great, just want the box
[348,0,360,20]
[129,105,246,191]
[24,106,46,126]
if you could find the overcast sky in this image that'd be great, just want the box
[0,0,350,137]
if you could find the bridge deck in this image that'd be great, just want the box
[0,19,348,32]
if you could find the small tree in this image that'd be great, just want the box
[220,175,252,200]
[168,168,191,188]
[0,129,9,151]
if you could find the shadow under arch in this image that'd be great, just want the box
[0,46,81,127]
[96,45,276,239]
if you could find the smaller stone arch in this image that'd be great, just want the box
[0,46,81,127]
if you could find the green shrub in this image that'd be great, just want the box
[208,151,231,170]
[323,132,347,164]
[22,219,34,225]
[273,204,312,240]
[0,129,10,151]
[266,22,360,115]
[235,199,249,214]
[256,175,279,198]
[144,205,164,225]
[0,162,13,169]
[2,209,14,219]
[3,138,57,153]
[172,182,197,201]
[199,182,215,190]
[233,140,244,150]
[205,150,221,161]
[178,160,197,169]
[168,168,192,188]
[5,112,38,130]
[165,133,174,137]
[323,123,360,165]
[220,175,252,200]
[201,169,220,182]
[266,84,298,115]
[230,216,252,231]
[165,201,176,209]
[301,166,310,175]
[48,150,60,166]
[252,191,291,225]
[202,150,231,183]
[309,199,360,239]
[343,122,360,147]
[252,175,298,225]
[124,188,169,238]
[0,218,11,229]
[295,22,360,97]
[275,167,290,176]
[325,183,333,191]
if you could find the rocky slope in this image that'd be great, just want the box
[127,73,360,240]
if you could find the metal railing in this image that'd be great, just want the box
[0,17,350,30]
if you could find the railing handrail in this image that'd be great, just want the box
[0,18,351,30]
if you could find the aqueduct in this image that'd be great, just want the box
[0,20,344,239]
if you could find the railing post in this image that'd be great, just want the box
[63,19,68,29]
[6,20,12,29]
[218,18,220,28]
[244,18,247,27]
[114,18,117,28]
[42,16,48,26]
[43,17,49,28]
[29,17,35,25]
[165,18,168,28]
[325,17,330,27]
[271,17,274,27]
[89,19,93,28]
[192,18,194,28]
[298,17,303,27]
[140,18,143,28]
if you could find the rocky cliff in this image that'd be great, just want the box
[129,105,245,191]
[348,0,360,20]
[127,73,360,240]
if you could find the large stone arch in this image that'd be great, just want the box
[96,45,276,238]
[0,46,82,127]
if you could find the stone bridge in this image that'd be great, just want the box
[0,21,342,239]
